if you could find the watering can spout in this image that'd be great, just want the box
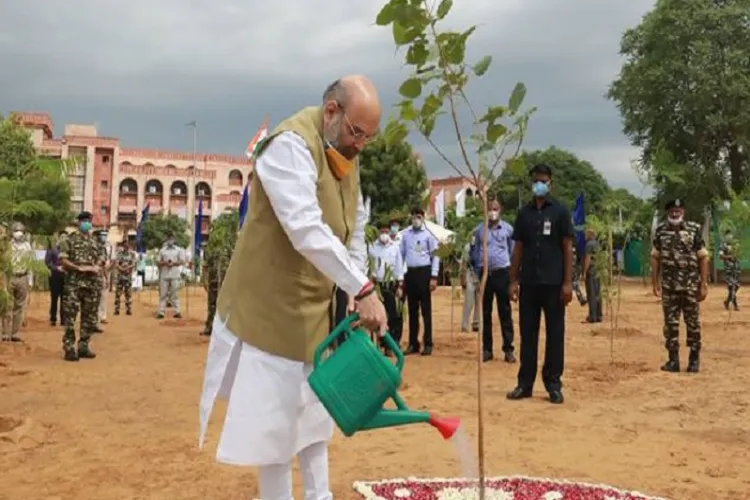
[360,409,460,440]
[428,415,461,440]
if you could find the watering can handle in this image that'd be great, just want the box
[313,313,405,372]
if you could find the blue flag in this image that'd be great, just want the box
[238,184,249,228]
[194,198,203,255]
[193,198,203,277]
[572,193,586,261]
[136,204,150,253]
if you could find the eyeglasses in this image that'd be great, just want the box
[337,102,377,143]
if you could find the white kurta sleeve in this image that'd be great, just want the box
[254,131,369,297]
[348,191,368,274]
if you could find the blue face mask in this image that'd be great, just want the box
[390,225,399,235]
[532,181,549,197]
[80,222,92,233]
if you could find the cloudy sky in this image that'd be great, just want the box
[0,0,654,195]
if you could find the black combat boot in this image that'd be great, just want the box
[77,345,96,359]
[686,350,700,373]
[660,350,680,372]
[64,349,79,362]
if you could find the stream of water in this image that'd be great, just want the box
[450,424,479,481]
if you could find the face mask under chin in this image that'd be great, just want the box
[668,216,683,225]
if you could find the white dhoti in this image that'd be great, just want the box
[198,315,334,499]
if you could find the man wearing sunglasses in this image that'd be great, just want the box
[199,75,387,500]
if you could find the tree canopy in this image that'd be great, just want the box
[359,136,428,225]
[0,115,73,234]
[608,0,750,201]
[140,213,190,250]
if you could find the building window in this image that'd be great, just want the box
[102,155,110,163]
[101,180,108,191]
[71,201,84,213]
[100,206,108,215]
[149,185,157,194]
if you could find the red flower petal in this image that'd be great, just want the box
[355,476,664,500]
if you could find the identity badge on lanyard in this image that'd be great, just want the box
[543,219,552,236]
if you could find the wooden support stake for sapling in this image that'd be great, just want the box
[375,1,535,496]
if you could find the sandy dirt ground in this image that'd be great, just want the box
[1,281,749,500]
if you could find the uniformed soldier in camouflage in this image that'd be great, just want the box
[572,244,587,306]
[59,212,101,361]
[200,230,235,336]
[651,199,709,373]
[113,241,136,315]
[719,229,740,311]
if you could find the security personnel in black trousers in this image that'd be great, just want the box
[507,163,574,404]
[401,207,440,356]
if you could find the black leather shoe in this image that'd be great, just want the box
[504,352,516,363]
[506,386,532,400]
[404,345,420,355]
[549,390,564,404]
[421,346,433,356]
[482,351,494,362]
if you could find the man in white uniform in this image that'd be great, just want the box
[198,75,387,500]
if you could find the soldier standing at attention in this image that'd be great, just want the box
[2,222,34,343]
[157,231,186,319]
[59,212,100,361]
[651,198,708,373]
[719,229,740,311]
[582,228,603,323]
[200,229,235,337]
[571,244,587,306]
[400,207,440,356]
[113,241,136,316]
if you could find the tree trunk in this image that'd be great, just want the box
[728,144,746,193]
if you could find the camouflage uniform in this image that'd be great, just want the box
[201,244,232,336]
[114,249,136,315]
[719,240,740,310]
[652,213,707,372]
[572,244,587,306]
[60,230,101,359]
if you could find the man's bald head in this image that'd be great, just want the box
[322,75,381,160]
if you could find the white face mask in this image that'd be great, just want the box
[378,233,390,244]
[489,210,500,221]
[668,216,683,225]
[12,231,23,240]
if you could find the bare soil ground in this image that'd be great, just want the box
[1,282,749,500]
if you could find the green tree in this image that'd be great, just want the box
[140,213,189,250]
[608,0,750,198]
[492,146,610,212]
[359,136,428,224]
[0,115,37,178]
[0,115,73,234]
[374,1,534,495]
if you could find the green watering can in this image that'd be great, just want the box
[307,313,460,439]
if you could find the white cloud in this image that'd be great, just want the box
[0,0,658,194]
